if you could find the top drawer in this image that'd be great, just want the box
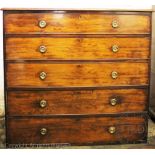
[4,11,151,34]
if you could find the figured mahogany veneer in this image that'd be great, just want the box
[6,62,149,87]
[5,37,150,60]
[4,12,150,34]
[7,89,148,115]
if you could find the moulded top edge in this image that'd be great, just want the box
[0,8,153,12]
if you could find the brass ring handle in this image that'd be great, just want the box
[40,128,47,135]
[110,98,117,106]
[108,126,116,134]
[38,20,47,28]
[112,20,119,28]
[39,100,47,108]
[39,72,47,80]
[111,71,118,79]
[39,45,47,53]
[112,45,119,53]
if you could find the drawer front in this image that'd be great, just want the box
[6,37,150,60]
[7,116,147,145]
[4,12,150,34]
[6,62,149,87]
[7,89,148,116]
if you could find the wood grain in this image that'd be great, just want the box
[4,12,150,34]
[5,37,150,60]
[6,62,149,87]
[4,9,150,146]
[7,116,147,145]
[7,89,148,116]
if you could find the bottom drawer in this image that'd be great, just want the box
[7,115,147,146]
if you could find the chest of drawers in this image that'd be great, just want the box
[3,8,153,147]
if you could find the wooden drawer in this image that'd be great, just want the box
[6,62,149,87]
[4,12,150,34]
[7,89,148,116]
[5,37,150,60]
[7,115,147,145]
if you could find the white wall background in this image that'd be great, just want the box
[0,0,154,9]
[0,0,155,109]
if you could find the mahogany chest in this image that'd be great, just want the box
[2,8,154,147]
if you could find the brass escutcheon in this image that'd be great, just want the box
[111,71,118,79]
[112,20,119,28]
[39,45,47,53]
[110,98,117,106]
[108,126,116,134]
[39,100,47,108]
[39,72,47,80]
[40,128,47,135]
[38,20,47,28]
[112,45,119,53]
